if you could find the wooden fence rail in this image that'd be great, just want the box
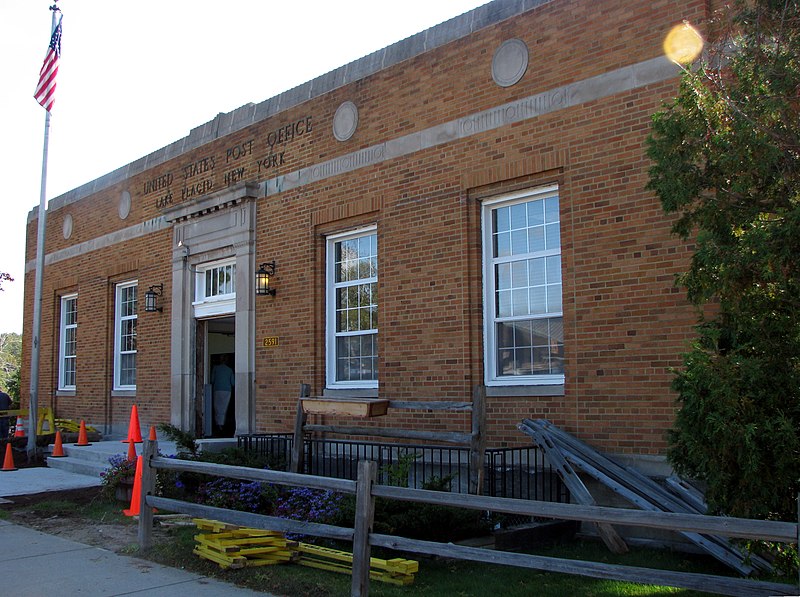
[136,440,798,597]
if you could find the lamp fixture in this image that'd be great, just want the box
[144,283,164,312]
[256,261,276,296]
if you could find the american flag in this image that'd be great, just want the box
[33,15,62,112]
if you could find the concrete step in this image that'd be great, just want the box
[58,443,131,465]
[44,439,182,479]
[46,456,107,478]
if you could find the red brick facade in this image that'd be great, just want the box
[23,0,712,455]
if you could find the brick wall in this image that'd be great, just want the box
[23,0,713,453]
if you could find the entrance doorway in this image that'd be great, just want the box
[206,317,235,438]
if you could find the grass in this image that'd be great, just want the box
[6,495,796,596]
[141,524,731,597]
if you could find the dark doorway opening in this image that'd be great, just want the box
[207,317,235,438]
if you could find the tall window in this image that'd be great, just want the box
[58,294,77,390]
[483,186,564,385]
[114,281,137,390]
[327,227,378,388]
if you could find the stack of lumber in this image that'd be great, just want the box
[518,419,772,577]
[192,519,419,585]
[296,543,418,586]
[193,519,299,569]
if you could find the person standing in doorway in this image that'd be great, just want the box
[210,354,235,433]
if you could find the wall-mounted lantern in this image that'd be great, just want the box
[256,261,276,296]
[144,283,164,312]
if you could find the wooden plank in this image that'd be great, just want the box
[137,439,157,551]
[369,533,792,597]
[468,385,486,495]
[563,449,756,576]
[151,456,357,494]
[301,398,389,418]
[148,495,355,542]
[193,546,246,569]
[666,476,707,514]
[369,484,798,543]
[303,424,472,445]
[531,420,694,514]
[290,384,310,473]
[525,424,628,554]
[352,460,378,597]
[523,420,769,576]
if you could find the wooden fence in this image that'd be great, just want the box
[136,440,799,597]
[290,384,487,495]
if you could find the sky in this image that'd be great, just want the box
[0,0,490,334]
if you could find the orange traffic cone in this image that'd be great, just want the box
[122,404,143,444]
[75,420,91,446]
[126,439,137,462]
[1,443,17,471]
[123,455,143,516]
[148,425,157,441]
[14,417,25,438]
[50,430,66,457]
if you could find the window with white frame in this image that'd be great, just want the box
[326,228,378,388]
[58,294,77,390]
[193,259,236,318]
[114,281,137,390]
[483,186,564,385]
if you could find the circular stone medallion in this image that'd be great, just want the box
[333,101,359,142]
[492,39,529,87]
[62,213,73,240]
[119,190,132,220]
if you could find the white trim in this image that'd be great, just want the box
[113,280,138,391]
[58,293,77,391]
[326,225,378,390]
[482,186,565,387]
[193,258,236,318]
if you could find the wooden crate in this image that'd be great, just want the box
[301,397,389,418]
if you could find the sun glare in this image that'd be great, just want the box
[663,22,704,64]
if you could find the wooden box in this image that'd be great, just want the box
[301,397,390,418]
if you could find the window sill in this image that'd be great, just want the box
[486,384,564,397]
[112,390,137,398]
[323,388,379,399]
[56,389,76,397]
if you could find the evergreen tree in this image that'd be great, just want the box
[0,332,21,401]
[646,0,800,523]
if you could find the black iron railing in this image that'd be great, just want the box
[238,433,569,504]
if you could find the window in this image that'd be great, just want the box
[483,186,564,385]
[193,259,236,318]
[58,294,77,390]
[114,281,137,390]
[201,261,235,299]
[326,227,378,388]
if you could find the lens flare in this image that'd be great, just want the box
[663,22,704,64]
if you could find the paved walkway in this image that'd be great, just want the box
[0,520,268,596]
[0,441,275,596]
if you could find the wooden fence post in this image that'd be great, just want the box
[137,438,158,551]
[469,385,486,495]
[290,384,310,473]
[351,460,377,597]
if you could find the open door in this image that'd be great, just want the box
[206,317,236,437]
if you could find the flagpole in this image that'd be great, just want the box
[28,3,60,459]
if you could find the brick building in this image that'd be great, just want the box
[23,0,707,460]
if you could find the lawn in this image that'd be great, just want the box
[143,522,726,597]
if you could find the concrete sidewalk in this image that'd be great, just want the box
[0,441,277,596]
[0,520,270,596]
